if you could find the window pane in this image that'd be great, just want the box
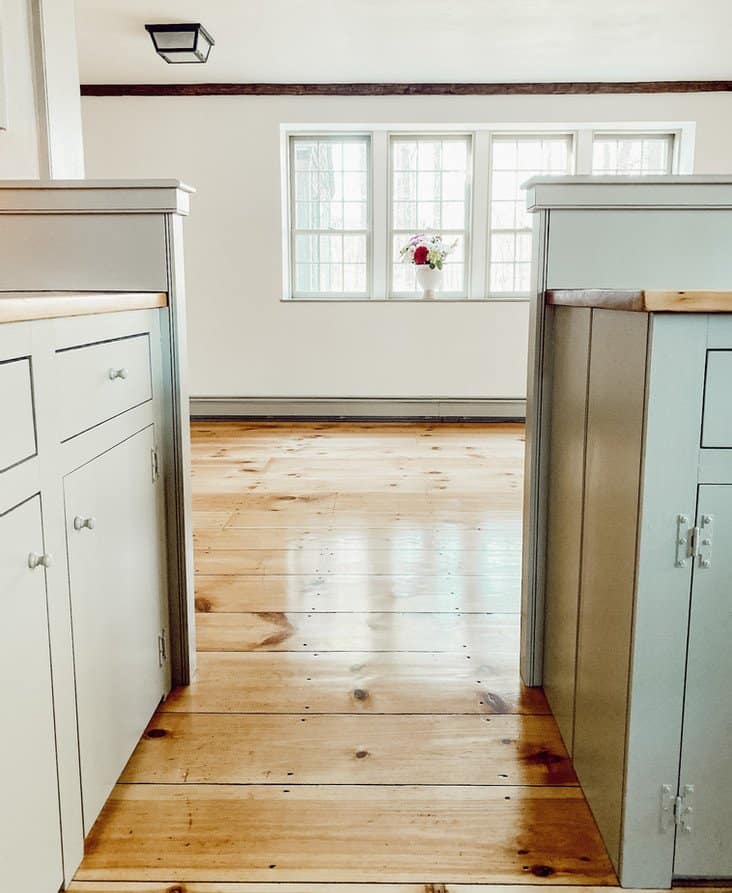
[290,135,370,297]
[488,134,573,295]
[390,135,471,297]
[592,133,674,175]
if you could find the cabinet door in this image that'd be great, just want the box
[0,496,63,891]
[65,425,167,833]
[675,485,732,877]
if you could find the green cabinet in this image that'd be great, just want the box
[675,486,732,877]
[543,308,732,887]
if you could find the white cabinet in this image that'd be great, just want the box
[0,301,188,891]
[65,424,168,833]
[0,356,37,471]
[64,427,167,833]
[57,333,153,441]
[0,496,63,891]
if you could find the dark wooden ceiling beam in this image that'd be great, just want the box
[80,80,732,97]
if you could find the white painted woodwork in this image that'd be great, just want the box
[0,356,37,470]
[64,424,168,834]
[56,333,152,440]
[0,495,63,891]
[31,0,85,178]
[675,485,732,876]
[701,350,732,447]
[0,182,193,889]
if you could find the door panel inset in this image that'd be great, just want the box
[675,484,732,877]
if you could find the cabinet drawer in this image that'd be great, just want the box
[702,350,732,448]
[57,334,152,440]
[0,356,37,472]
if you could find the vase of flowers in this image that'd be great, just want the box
[400,232,457,299]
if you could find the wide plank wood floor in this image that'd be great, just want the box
[76,422,617,890]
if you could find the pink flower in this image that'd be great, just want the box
[413,245,429,265]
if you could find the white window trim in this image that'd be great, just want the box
[280,120,695,302]
[388,132,474,299]
[287,132,373,300]
[486,131,577,301]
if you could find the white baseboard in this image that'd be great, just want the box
[189,396,526,420]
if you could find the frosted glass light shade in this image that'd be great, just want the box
[145,23,214,63]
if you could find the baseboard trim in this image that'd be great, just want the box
[190,396,526,421]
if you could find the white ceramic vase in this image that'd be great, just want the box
[415,265,442,300]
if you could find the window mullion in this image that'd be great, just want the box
[471,131,491,299]
[371,131,388,299]
[575,129,594,174]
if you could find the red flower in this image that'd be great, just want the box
[413,245,429,265]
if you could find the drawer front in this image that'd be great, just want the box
[702,350,732,448]
[57,334,152,441]
[0,357,37,472]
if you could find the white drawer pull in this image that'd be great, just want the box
[108,367,129,380]
[28,552,53,570]
[73,515,96,531]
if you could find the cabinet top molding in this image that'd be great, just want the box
[0,180,194,215]
[547,289,732,313]
[525,175,732,211]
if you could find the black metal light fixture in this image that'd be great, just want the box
[145,23,215,64]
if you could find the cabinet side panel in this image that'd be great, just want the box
[547,210,732,290]
[573,309,648,869]
[543,306,591,756]
[521,209,550,686]
[621,314,707,888]
[0,214,167,291]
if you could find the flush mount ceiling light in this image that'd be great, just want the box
[144,23,215,63]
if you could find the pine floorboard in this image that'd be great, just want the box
[76,422,619,887]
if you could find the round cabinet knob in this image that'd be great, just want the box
[73,515,96,531]
[108,367,129,380]
[28,552,53,570]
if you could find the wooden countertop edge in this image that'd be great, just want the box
[547,289,732,312]
[0,291,167,323]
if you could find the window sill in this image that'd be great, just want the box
[281,295,531,303]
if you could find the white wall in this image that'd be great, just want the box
[0,0,41,176]
[82,91,732,401]
[0,0,84,178]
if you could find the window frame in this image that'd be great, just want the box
[590,130,676,176]
[281,121,694,302]
[486,131,576,299]
[388,132,474,300]
[287,132,374,300]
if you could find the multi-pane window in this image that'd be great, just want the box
[390,135,471,297]
[488,134,573,294]
[285,127,684,300]
[592,133,673,175]
[290,135,370,297]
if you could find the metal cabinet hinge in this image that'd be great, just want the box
[675,514,690,567]
[676,513,713,568]
[693,514,714,568]
[151,446,160,483]
[661,783,694,832]
[157,629,167,667]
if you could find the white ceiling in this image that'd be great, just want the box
[75,0,732,84]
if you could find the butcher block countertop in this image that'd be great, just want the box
[547,289,732,313]
[0,291,167,323]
